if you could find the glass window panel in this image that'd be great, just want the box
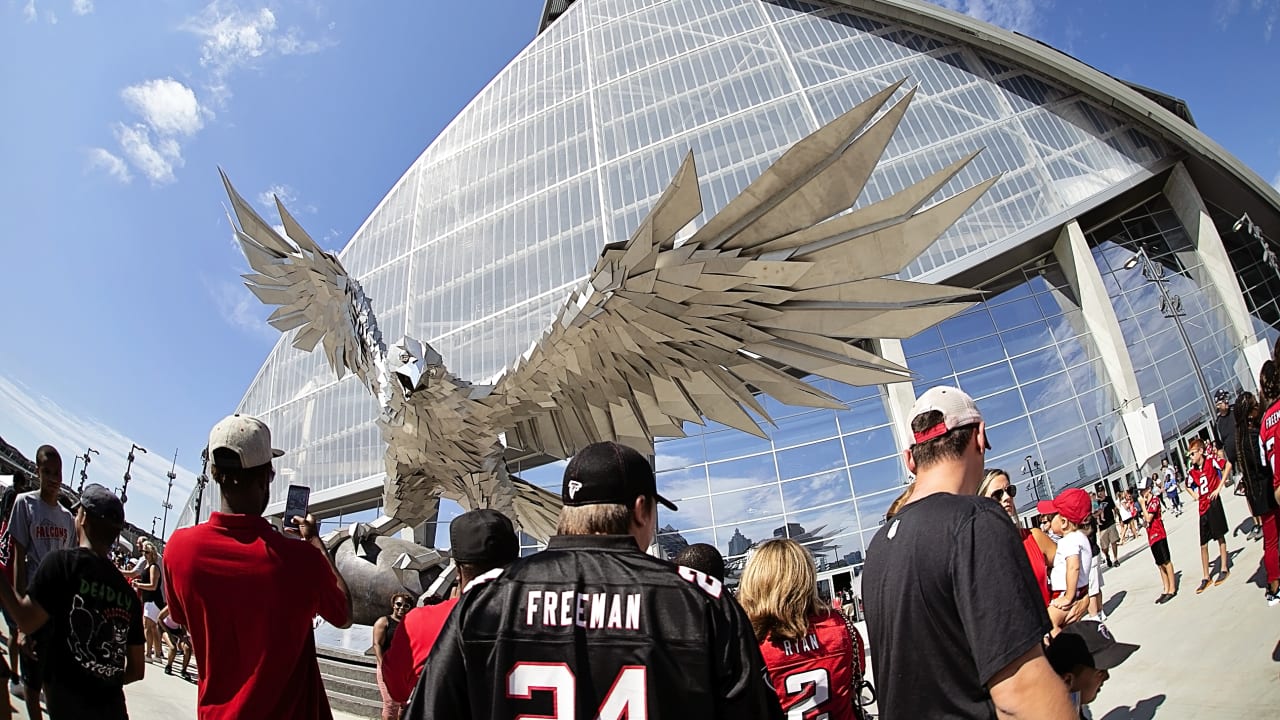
[842,425,896,465]
[771,410,840,449]
[977,388,1026,427]
[785,501,859,542]
[656,527,716,562]
[1029,398,1086,439]
[851,457,904,497]
[707,454,778,493]
[1010,349,1065,384]
[837,398,891,435]
[776,438,846,480]
[942,304,998,345]
[664,495,715,533]
[703,427,774,460]
[781,469,852,513]
[999,321,1056,358]
[657,466,710,501]
[655,434,705,471]
[990,296,1044,331]
[957,362,1016,400]
[904,349,954,384]
[988,416,1036,454]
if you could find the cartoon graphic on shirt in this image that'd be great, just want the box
[66,593,130,681]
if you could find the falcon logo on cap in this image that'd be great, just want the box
[567,480,583,499]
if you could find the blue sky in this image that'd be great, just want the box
[1,0,1278,539]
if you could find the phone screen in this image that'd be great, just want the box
[284,484,310,532]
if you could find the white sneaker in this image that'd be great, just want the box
[1267,591,1280,607]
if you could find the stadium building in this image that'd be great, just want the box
[179,0,1280,599]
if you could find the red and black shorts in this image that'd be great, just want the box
[1149,538,1171,566]
[1199,497,1228,545]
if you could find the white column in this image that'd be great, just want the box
[874,338,918,450]
[1163,162,1258,350]
[1052,221,1143,409]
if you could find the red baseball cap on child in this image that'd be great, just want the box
[1036,487,1092,525]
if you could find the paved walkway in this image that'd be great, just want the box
[7,661,370,719]
[5,491,1277,719]
[1076,489,1280,718]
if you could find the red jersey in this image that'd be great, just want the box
[1260,398,1280,491]
[383,598,458,703]
[758,612,857,720]
[164,513,350,720]
[1144,495,1166,545]
[1019,528,1051,606]
[1187,457,1225,516]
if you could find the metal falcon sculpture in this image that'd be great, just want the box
[221,81,994,542]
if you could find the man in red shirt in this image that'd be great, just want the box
[1256,387,1280,605]
[1186,437,1232,594]
[1139,487,1175,604]
[164,415,352,720]
[383,508,519,704]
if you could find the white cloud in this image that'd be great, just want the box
[931,0,1046,35]
[22,0,35,23]
[0,374,199,538]
[184,1,335,105]
[121,78,208,137]
[207,278,277,340]
[1272,170,1280,193]
[1216,0,1280,39]
[46,9,56,24]
[115,123,183,185]
[257,183,298,209]
[86,147,132,183]
[71,0,93,15]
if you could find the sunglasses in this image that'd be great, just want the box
[990,486,1017,502]
[393,601,411,608]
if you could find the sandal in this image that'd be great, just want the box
[1215,571,1230,586]
[1195,578,1211,594]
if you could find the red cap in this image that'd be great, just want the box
[1036,488,1092,525]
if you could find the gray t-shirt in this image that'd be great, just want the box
[8,490,76,585]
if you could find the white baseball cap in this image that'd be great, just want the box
[208,414,284,469]
[909,386,990,449]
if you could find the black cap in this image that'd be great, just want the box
[1046,621,1139,673]
[449,509,519,565]
[562,442,677,511]
[73,484,125,526]
[1215,389,1232,405]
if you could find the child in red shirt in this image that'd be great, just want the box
[1186,437,1231,594]
[1139,487,1175,603]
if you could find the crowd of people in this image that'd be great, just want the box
[0,343,1277,719]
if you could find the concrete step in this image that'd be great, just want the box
[327,688,381,719]
[325,672,381,703]
[318,656,377,683]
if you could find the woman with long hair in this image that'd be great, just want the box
[131,542,165,661]
[739,538,862,720]
[977,469,1056,608]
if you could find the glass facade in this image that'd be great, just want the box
[903,256,1129,513]
[182,0,1280,582]
[227,0,1172,508]
[1088,197,1243,440]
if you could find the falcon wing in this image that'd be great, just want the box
[220,170,385,394]
[488,81,995,458]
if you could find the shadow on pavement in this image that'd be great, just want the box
[1098,694,1166,719]
[1232,516,1257,538]
[1272,638,1280,662]
[1103,590,1127,616]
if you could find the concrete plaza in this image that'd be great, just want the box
[5,491,1278,719]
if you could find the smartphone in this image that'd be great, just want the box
[284,484,311,533]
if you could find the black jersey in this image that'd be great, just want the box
[405,534,784,720]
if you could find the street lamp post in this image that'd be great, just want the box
[1123,246,1218,428]
[160,449,178,539]
[193,448,210,524]
[76,448,99,494]
[1022,455,1048,502]
[121,444,147,505]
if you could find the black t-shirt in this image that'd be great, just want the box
[407,534,784,720]
[863,494,1050,719]
[27,547,144,720]
[1095,499,1116,529]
